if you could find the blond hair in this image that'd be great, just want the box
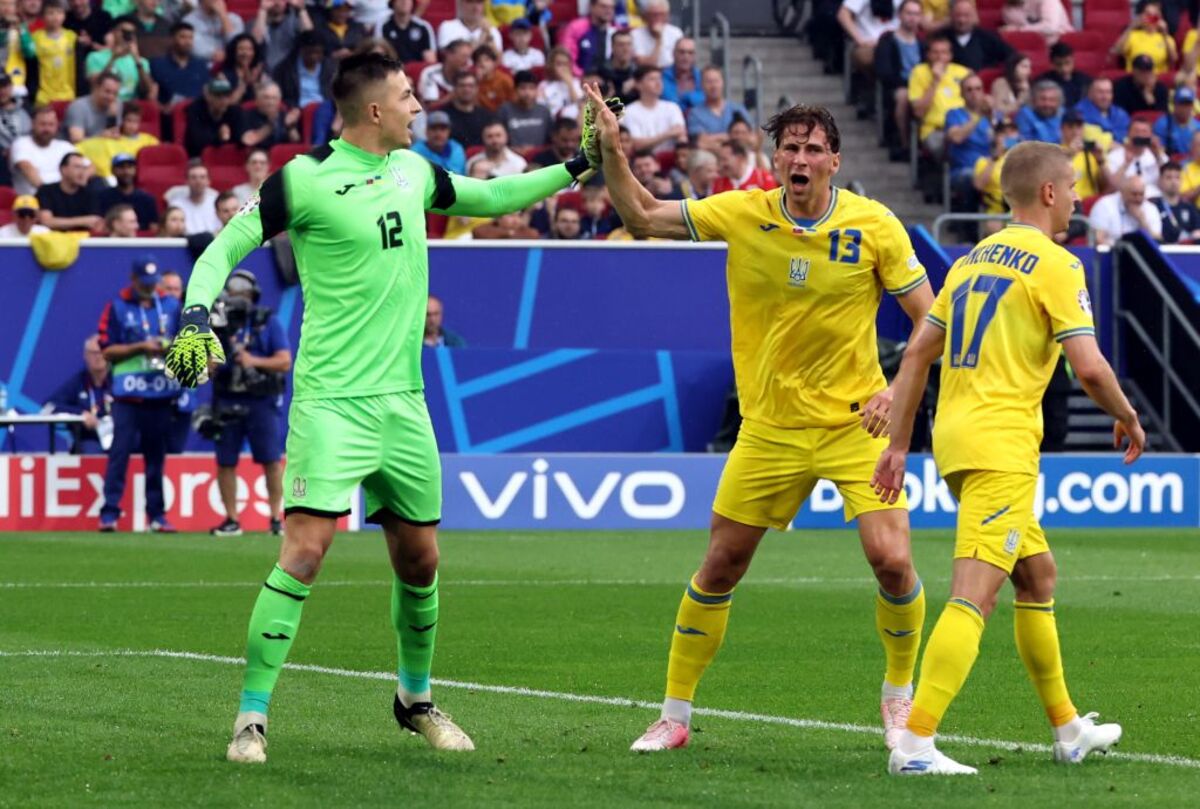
[1000,141,1072,209]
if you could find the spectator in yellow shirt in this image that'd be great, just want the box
[1112,1,1176,74]
[973,122,1020,233]
[908,32,971,157]
[28,0,78,103]
[1061,109,1110,200]
[76,100,158,178]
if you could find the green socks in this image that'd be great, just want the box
[392,572,439,705]
[239,565,310,715]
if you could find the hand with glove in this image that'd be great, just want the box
[164,305,226,388]
[565,88,625,185]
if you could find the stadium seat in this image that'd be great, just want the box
[136,143,188,211]
[1001,30,1049,60]
[530,65,545,82]
[424,0,456,27]
[1132,109,1165,125]
[1080,194,1101,215]
[554,190,583,211]
[426,212,448,238]
[172,99,191,149]
[1058,32,1107,57]
[465,144,485,159]
[268,143,308,171]
[0,185,14,225]
[977,67,1003,93]
[405,60,427,87]
[48,99,70,126]
[1072,52,1108,75]
[202,143,246,167]
[135,98,162,139]
[208,165,248,192]
[978,7,1003,29]
[301,101,321,144]
[1087,0,1133,9]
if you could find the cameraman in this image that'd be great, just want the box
[205,269,291,537]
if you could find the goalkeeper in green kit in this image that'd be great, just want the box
[166,53,619,763]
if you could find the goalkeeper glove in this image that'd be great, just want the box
[566,96,626,182]
[164,305,225,388]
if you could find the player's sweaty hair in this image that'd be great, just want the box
[332,51,405,123]
[763,105,841,153]
[1000,141,1072,209]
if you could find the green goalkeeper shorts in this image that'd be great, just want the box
[283,390,441,525]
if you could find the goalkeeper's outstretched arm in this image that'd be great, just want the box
[584,84,690,240]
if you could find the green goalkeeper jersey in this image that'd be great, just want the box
[186,137,575,401]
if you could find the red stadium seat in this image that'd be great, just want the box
[1058,32,1107,57]
[48,99,70,126]
[554,190,582,211]
[426,212,448,238]
[0,185,15,225]
[172,99,191,148]
[1087,0,1133,9]
[1072,52,1108,75]
[133,98,162,139]
[405,60,427,87]
[530,65,545,82]
[424,0,456,28]
[1080,194,1101,215]
[656,150,677,174]
[1132,109,1165,124]
[202,143,246,167]
[465,144,485,159]
[1001,30,1049,60]
[301,101,321,144]
[268,143,308,171]
[978,7,1003,29]
[208,164,248,192]
[977,67,1003,93]
[136,143,188,212]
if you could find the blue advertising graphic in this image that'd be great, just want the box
[436,453,1200,531]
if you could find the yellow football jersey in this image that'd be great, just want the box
[682,186,927,429]
[927,223,1094,476]
[32,29,77,105]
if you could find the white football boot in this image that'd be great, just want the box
[226,713,267,764]
[1053,712,1122,764]
[630,718,690,751]
[888,737,978,776]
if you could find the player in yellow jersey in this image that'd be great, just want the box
[584,84,937,752]
[872,141,1146,775]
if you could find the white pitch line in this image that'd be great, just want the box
[2,648,1197,771]
[2,574,1199,590]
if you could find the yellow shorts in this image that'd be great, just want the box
[945,470,1050,574]
[713,418,908,530]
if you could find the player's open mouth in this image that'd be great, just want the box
[790,174,809,187]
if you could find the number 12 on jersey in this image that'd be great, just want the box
[949,273,1013,369]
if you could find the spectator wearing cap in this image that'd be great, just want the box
[85,17,157,101]
[498,71,551,148]
[1112,1,1175,75]
[0,71,31,186]
[661,37,703,115]
[622,65,685,157]
[0,194,49,237]
[252,0,315,74]
[411,109,466,173]
[944,73,992,208]
[600,29,637,101]
[65,71,122,142]
[1106,117,1166,197]
[118,0,172,61]
[1115,54,1169,115]
[419,38,470,105]
[941,0,1012,72]
[165,160,221,233]
[559,0,615,76]
[104,201,140,237]
[37,151,103,231]
[98,151,158,231]
[1061,109,1109,199]
[151,22,210,113]
[1036,42,1090,108]
[273,28,335,108]
[95,254,183,533]
[183,0,245,62]
[380,0,435,64]
[1074,77,1130,144]
[1016,80,1064,144]
[473,44,513,112]
[436,0,500,52]
[632,0,683,69]
[466,120,526,176]
[232,146,270,202]
[1154,87,1200,155]
[1153,161,1200,242]
[184,76,244,156]
[76,101,158,178]
[10,105,75,196]
[1000,0,1073,45]
[687,66,749,151]
[317,0,367,61]
[502,17,543,73]
[241,79,300,147]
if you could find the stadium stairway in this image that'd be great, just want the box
[701,36,945,227]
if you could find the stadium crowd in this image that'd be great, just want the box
[822,0,1200,245]
[0,0,778,242]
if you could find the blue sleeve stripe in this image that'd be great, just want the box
[926,314,947,329]
[887,273,928,296]
[680,200,701,241]
[1054,326,1095,342]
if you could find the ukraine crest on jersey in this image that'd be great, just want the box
[681,186,927,429]
[926,223,1095,476]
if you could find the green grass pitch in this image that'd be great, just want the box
[2,529,1198,807]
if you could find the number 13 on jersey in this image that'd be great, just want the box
[949,273,1012,369]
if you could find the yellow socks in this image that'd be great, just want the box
[907,598,986,737]
[1014,600,1077,727]
[664,576,733,708]
[876,579,925,689]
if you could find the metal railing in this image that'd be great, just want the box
[681,0,702,38]
[742,54,763,125]
[709,11,731,80]
[1111,241,1200,447]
